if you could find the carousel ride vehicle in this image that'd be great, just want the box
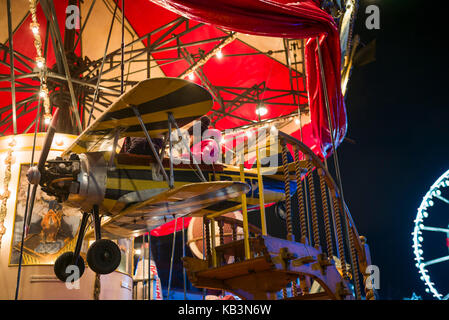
[0,0,377,300]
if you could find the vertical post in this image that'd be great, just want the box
[182,218,187,300]
[280,140,294,242]
[167,217,177,300]
[305,156,320,250]
[210,218,217,268]
[147,34,151,79]
[294,147,308,244]
[120,0,125,94]
[7,0,17,134]
[239,164,251,260]
[256,145,267,236]
[148,233,152,300]
[141,235,145,300]
[168,113,174,188]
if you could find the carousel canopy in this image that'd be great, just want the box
[0,0,356,158]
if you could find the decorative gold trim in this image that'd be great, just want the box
[0,138,15,249]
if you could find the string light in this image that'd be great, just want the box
[44,113,52,125]
[188,73,194,80]
[255,105,268,116]
[36,57,45,69]
[216,50,223,59]
[29,0,52,123]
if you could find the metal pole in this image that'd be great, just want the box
[41,0,82,133]
[121,0,125,94]
[167,217,178,300]
[131,105,170,184]
[147,233,152,300]
[141,235,146,300]
[87,1,118,127]
[6,0,17,134]
[167,113,174,188]
[14,95,42,300]
[182,217,187,300]
[256,139,267,236]
[239,164,251,260]
[168,113,206,182]
[315,36,359,299]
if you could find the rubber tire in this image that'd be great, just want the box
[54,251,85,282]
[86,239,121,274]
[275,201,287,221]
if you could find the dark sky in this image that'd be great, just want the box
[340,0,449,299]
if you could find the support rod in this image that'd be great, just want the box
[131,105,170,185]
[6,0,17,134]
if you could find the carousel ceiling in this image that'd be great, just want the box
[0,0,356,158]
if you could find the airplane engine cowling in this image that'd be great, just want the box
[66,152,107,213]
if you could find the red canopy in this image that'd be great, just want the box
[0,0,346,159]
[149,0,347,158]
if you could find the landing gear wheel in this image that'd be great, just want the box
[54,251,85,282]
[87,239,121,274]
[275,201,287,221]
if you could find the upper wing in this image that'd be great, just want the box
[62,77,213,157]
[86,181,250,239]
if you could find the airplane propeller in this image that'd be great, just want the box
[24,108,60,236]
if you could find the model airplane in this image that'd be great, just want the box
[24,77,302,282]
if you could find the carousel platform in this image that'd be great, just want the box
[183,235,350,300]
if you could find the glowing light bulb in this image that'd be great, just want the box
[135,249,141,255]
[255,106,268,116]
[295,118,300,125]
[44,114,52,125]
[188,73,194,80]
[36,57,45,69]
[216,50,223,59]
[31,23,40,35]
[246,131,253,138]
[39,90,47,98]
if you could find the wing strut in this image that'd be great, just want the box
[131,105,172,188]
[168,112,207,182]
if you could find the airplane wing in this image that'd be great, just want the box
[85,181,250,239]
[62,77,213,157]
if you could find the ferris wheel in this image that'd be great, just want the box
[412,169,449,300]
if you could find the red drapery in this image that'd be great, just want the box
[150,0,347,158]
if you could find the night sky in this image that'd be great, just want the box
[340,0,449,299]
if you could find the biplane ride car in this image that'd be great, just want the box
[23,77,301,282]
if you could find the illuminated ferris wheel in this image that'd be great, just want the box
[412,169,449,300]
